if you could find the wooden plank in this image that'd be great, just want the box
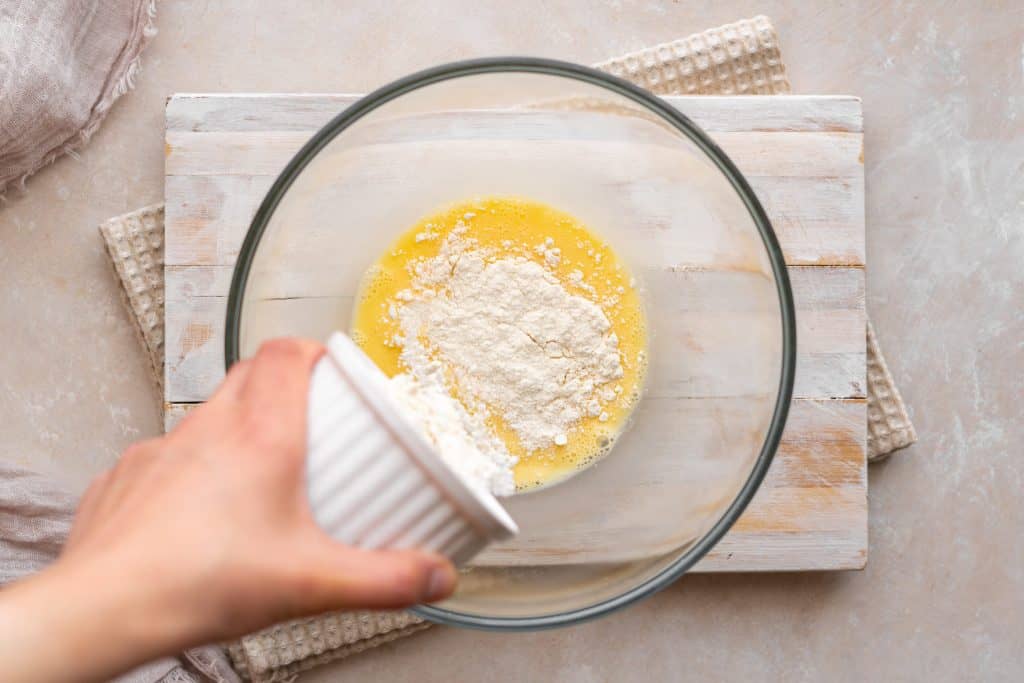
[690,396,867,571]
[163,265,864,403]
[482,397,866,567]
[164,399,866,491]
[165,294,353,399]
[674,95,862,133]
[163,397,867,571]
[166,94,862,134]
[164,173,864,268]
[166,129,862,179]
[163,175,274,266]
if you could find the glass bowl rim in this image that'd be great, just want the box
[224,56,797,631]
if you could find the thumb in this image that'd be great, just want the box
[292,537,458,611]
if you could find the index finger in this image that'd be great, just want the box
[240,338,326,428]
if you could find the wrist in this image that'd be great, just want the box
[0,556,200,682]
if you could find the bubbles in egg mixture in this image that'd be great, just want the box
[351,197,648,492]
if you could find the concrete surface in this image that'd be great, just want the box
[1,1,1022,680]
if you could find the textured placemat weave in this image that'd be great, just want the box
[98,15,914,682]
[867,322,917,456]
[594,15,789,95]
[226,612,429,682]
[99,204,165,393]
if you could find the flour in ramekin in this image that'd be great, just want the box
[390,222,624,453]
[387,371,517,496]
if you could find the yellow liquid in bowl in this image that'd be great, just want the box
[351,197,647,492]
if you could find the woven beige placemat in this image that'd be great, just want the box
[98,15,914,682]
[226,611,429,682]
[99,204,165,393]
[866,321,916,456]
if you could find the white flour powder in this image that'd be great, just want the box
[392,223,624,454]
[387,372,517,496]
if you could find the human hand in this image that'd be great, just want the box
[0,339,456,682]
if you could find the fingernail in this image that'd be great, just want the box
[425,564,456,602]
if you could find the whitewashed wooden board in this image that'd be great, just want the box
[164,94,866,572]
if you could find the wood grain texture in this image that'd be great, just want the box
[164,265,864,402]
[164,173,864,268]
[162,397,867,571]
[166,94,863,134]
[164,93,867,572]
[166,130,862,178]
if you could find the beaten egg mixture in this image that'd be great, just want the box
[352,197,647,491]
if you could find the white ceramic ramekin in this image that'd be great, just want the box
[305,332,517,566]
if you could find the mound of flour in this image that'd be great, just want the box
[391,222,624,453]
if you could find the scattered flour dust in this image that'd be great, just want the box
[391,221,625,472]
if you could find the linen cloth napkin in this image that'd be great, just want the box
[0,0,157,196]
[96,15,915,681]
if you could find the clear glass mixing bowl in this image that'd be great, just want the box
[226,58,796,630]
